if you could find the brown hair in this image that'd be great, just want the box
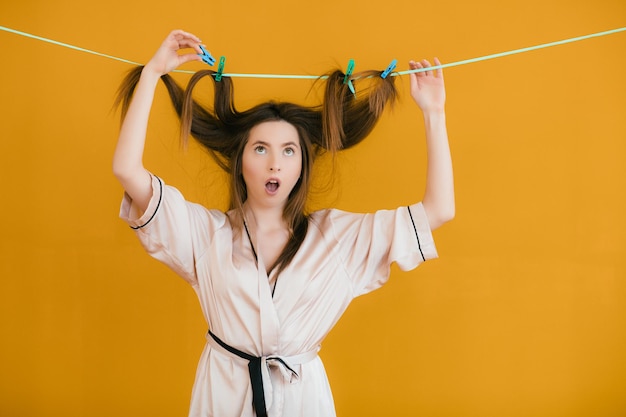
[116,65,398,274]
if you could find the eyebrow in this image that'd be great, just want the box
[250,140,300,148]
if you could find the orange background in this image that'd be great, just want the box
[1,1,625,416]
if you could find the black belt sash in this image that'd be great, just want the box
[208,330,296,417]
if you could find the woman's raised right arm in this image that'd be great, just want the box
[112,30,203,214]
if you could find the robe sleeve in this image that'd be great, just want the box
[118,174,226,286]
[326,202,438,297]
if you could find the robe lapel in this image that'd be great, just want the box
[254,239,281,355]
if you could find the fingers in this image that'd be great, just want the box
[421,59,432,76]
[180,38,204,55]
[408,58,443,78]
[169,29,202,44]
[433,57,444,79]
[180,52,203,65]
[409,59,423,75]
[148,30,206,73]
[167,29,204,54]
[408,59,429,76]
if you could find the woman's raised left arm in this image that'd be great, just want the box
[409,58,455,230]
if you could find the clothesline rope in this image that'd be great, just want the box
[1,25,625,78]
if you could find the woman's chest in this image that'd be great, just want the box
[198,228,353,316]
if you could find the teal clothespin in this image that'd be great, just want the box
[381,59,397,79]
[198,45,216,66]
[215,56,226,81]
[342,59,356,98]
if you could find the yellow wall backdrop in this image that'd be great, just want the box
[1,1,625,416]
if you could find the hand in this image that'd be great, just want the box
[409,58,446,113]
[144,29,204,76]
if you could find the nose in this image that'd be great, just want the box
[269,154,281,172]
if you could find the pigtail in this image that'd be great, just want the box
[321,70,353,153]
[113,66,144,121]
[180,71,219,143]
[159,73,185,117]
[320,69,398,151]
[113,65,222,160]
[341,70,398,148]
[211,75,239,126]
[178,70,242,171]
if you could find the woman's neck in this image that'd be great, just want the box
[243,201,287,233]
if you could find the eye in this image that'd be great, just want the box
[284,147,295,156]
[254,145,266,154]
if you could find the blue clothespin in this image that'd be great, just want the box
[343,59,354,84]
[198,45,216,66]
[342,59,356,98]
[381,59,397,79]
[215,56,226,81]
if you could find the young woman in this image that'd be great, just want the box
[113,29,453,417]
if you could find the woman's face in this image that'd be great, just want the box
[242,120,302,210]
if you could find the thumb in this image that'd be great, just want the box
[179,53,203,66]
[408,61,420,92]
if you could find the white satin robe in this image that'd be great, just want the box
[120,174,437,417]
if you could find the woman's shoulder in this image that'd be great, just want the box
[308,204,418,232]
[157,178,230,228]
[308,207,363,231]
[309,206,366,220]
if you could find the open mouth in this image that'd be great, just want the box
[265,180,280,193]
